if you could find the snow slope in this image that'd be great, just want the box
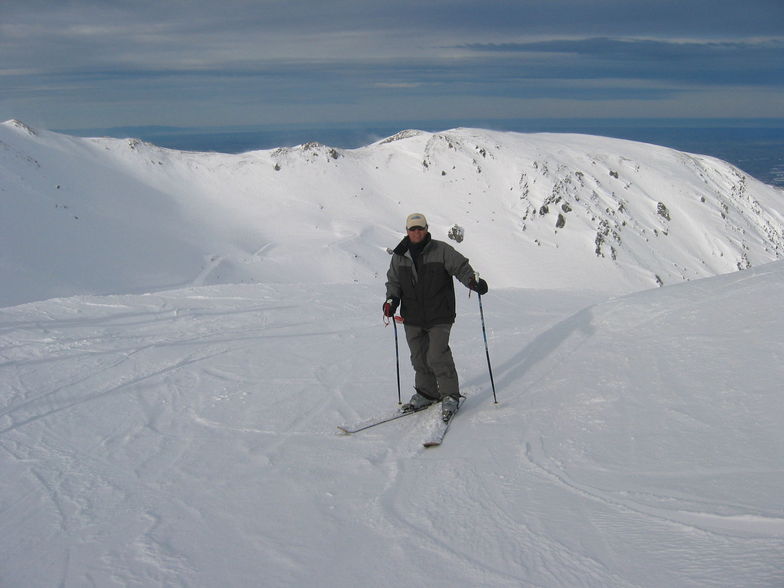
[1,268,783,587]
[2,119,784,307]
[1,120,783,586]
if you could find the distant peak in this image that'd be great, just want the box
[379,129,425,144]
[3,119,38,136]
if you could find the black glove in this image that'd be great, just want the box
[469,277,488,295]
[383,297,400,317]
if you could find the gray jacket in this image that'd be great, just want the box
[385,234,476,328]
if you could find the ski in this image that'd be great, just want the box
[422,406,458,448]
[337,405,431,434]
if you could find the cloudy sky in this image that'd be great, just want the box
[1,0,783,131]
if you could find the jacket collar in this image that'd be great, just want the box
[393,233,431,256]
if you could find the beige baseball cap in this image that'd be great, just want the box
[405,212,428,230]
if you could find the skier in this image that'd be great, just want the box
[383,213,488,421]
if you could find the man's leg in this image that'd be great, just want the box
[404,324,438,399]
[425,324,459,400]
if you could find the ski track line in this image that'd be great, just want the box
[0,315,244,419]
[0,346,231,436]
[395,464,636,588]
[188,412,335,438]
[0,348,139,421]
[375,458,539,587]
[29,466,71,535]
[523,438,784,541]
[191,254,225,287]
[126,511,199,586]
[187,361,352,467]
[371,443,639,588]
[7,412,204,585]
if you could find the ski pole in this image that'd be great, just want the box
[392,315,402,405]
[477,290,498,404]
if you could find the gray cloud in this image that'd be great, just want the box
[458,38,784,86]
[1,0,782,127]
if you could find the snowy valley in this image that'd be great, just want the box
[1,120,784,587]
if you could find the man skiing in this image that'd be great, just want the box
[383,213,488,422]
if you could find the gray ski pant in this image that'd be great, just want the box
[403,323,459,401]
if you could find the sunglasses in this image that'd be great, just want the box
[407,226,426,232]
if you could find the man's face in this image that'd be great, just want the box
[407,226,428,244]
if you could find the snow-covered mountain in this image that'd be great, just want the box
[2,120,784,587]
[2,119,783,306]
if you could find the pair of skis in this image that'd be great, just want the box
[337,402,458,447]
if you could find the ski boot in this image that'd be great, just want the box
[441,396,459,422]
[401,391,437,413]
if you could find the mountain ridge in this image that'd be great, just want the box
[2,119,783,306]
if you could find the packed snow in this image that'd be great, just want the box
[1,121,783,587]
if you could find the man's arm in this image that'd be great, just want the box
[442,243,488,294]
[385,256,402,300]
